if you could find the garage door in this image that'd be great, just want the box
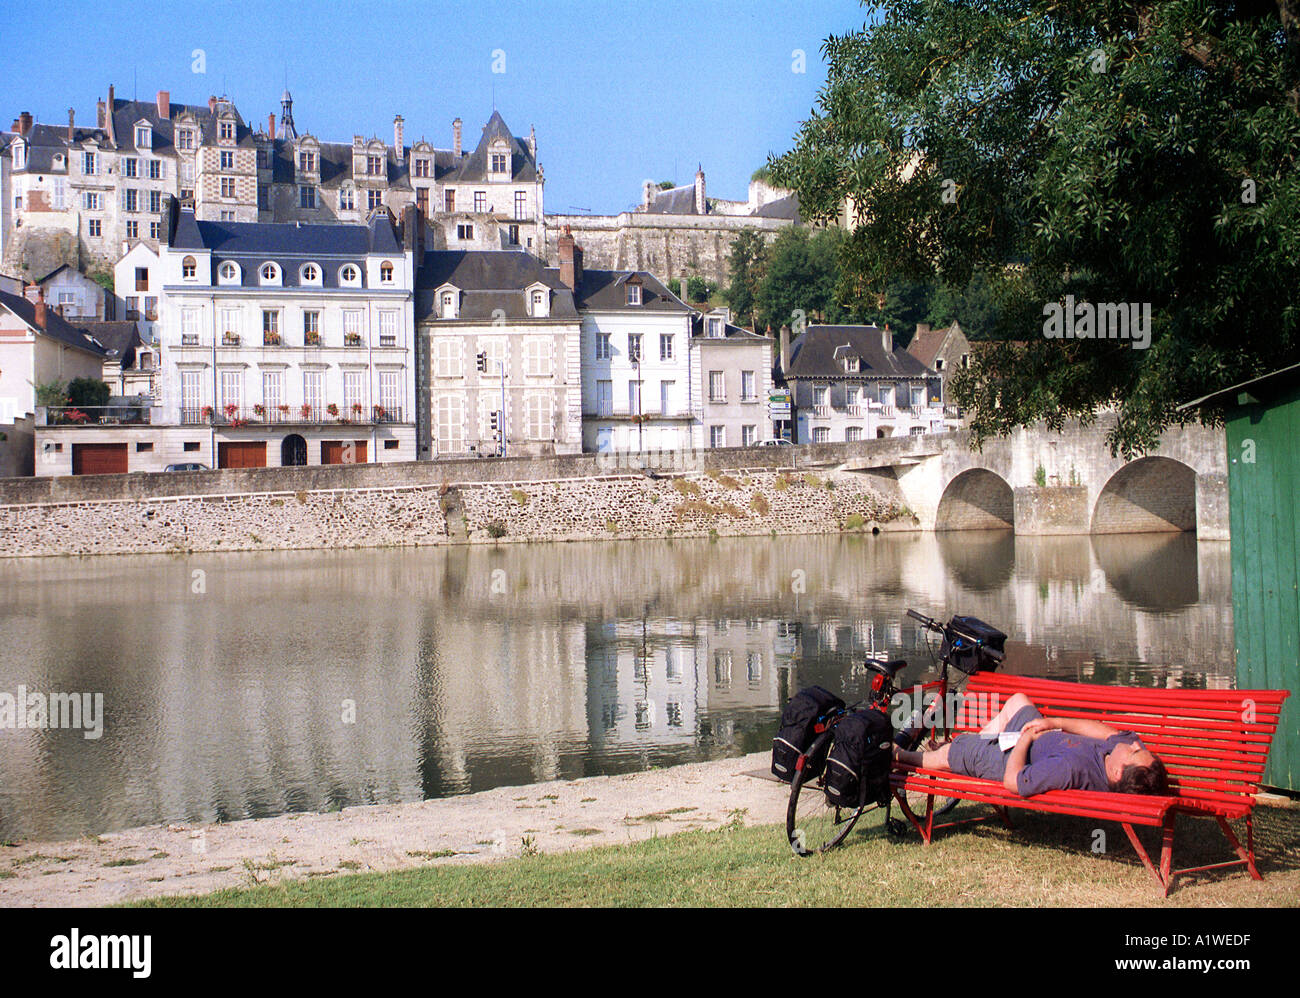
[71,442,128,475]
[320,440,368,465]
[217,441,267,469]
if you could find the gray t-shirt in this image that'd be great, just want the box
[1016,729,1143,795]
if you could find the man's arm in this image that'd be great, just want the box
[1002,725,1041,795]
[1044,716,1122,740]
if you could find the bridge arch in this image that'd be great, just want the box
[1091,457,1197,534]
[935,469,1015,531]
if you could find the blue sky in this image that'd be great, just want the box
[2,0,873,213]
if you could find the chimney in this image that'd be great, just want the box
[643,180,655,208]
[24,284,46,329]
[18,112,32,137]
[779,325,791,376]
[528,125,536,159]
[452,117,462,157]
[96,99,106,129]
[694,164,706,214]
[402,203,417,252]
[394,115,405,163]
[268,112,275,138]
[558,225,583,290]
[156,90,170,119]
[106,85,116,144]
[681,270,691,305]
[915,322,931,339]
[67,108,75,141]
[882,324,892,353]
[208,95,217,114]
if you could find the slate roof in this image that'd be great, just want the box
[692,313,771,343]
[171,212,398,257]
[444,111,537,184]
[751,193,801,221]
[572,270,691,313]
[644,185,698,215]
[415,250,578,321]
[907,321,966,368]
[0,290,111,357]
[75,320,141,361]
[785,325,936,381]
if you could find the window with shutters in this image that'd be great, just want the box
[435,396,465,452]
[378,311,398,347]
[303,371,323,414]
[220,370,242,410]
[379,371,401,412]
[524,338,551,376]
[434,339,463,377]
[660,335,673,361]
[149,160,162,179]
[525,395,552,440]
[480,338,506,377]
[181,308,200,344]
[595,333,611,360]
[342,310,363,345]
[123,158,138,178]
[343,371,364,412]
[123,189,138,212]
[262,371,283,411]
[182,371,202,414]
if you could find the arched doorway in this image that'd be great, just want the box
[281,434,307,467]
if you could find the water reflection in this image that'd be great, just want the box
[0,531,1232,840]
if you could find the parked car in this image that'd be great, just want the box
[759,438,793,447]
[164,462,208,472]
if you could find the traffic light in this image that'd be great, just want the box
[476,351,487,373]
[489,411,500,434]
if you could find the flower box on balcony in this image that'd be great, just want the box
[343,333,362,347]
[263,333,281,346]
[222,332,241,346]
[305,332,321,347]
[326,403,340,419]
[253,404,266,419]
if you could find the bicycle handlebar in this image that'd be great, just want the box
[908,608,1005,662]
[906,608,940,630]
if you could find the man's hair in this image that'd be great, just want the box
[1115,756,1169,795]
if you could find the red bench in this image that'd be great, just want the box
[890,673,1290,895]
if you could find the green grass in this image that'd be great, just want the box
[122,802,1300,908]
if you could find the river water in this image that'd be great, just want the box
[0,531,1232,841]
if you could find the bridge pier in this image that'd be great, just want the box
[1012,486,1091,535]
[1195,472,1230,541]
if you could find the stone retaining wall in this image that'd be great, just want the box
[0,469,909,559]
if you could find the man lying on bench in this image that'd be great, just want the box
[892,692,1170,796]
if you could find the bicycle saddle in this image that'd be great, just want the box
[864,658,908,678]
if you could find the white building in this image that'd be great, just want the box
[564,232,696,454]
[778,324,953,441]
[155,199,418,469]
[416,248,582,458]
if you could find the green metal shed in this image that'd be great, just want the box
[1182,364,1300,791]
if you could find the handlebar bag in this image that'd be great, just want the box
[942,615,1007,674]
[771,686,845,783]
[823,707,894,809]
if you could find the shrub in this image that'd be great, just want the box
[671,478,701,495]
[773,475,791,491]
[66,377,110,409]
[803,473,823,489]
[1034,464,1047,487]
[843,513,866,531]
[486,520,507,538]
[717,474,740,490]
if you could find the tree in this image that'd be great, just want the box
[725,229,769,327]
[33,379,68,408]
[755,226,855,330]
[66,377,111,409]
[770,1,1300,457]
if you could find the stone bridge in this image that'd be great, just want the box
[829,416,1228,538]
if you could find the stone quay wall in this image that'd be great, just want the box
[0,468,909,559]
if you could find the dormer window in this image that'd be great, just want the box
[414,158,430,178]
[300,263,321,286]
[935,358,944,371]
[440,291,459,319]
[368,155,384,176]
[135,125,152,148]
[843,357,860,373]
[626,282,642,306]
[707,317,723,338]
[491,152,508,173]
[299,151,316,172]
[177,129,194,151]
[259,262,281,285]
[339,264,361,287]
[218,261,240,284]
[182,256,197,280]
[12,141,25,170]
[219,119,234,141]
[380,262,394,284]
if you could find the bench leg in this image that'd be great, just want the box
[1215,815,1262,881]
[1122,821,1171,895]
[995,805,1015,829]
[891,789,936,844]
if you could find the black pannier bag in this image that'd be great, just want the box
[823,707,895,809]
[941,615,1007,675]
[771,686,845,782]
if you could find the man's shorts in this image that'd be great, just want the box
[947,704,1043,780]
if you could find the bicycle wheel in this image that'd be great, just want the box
[786,729,866,856]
